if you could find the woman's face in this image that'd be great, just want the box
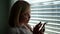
[19,7,31,24]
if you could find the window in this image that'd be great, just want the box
[27,0,60,34]
[11,0,60,34]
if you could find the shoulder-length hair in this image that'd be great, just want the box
[9,1,30,27]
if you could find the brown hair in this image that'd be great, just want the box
[9,1,30,27]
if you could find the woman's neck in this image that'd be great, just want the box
[20,23,32,31]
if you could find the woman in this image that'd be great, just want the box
[8,0,45,34]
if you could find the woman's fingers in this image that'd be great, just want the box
[33,22,42,32]
[35,22,42,29]
[33,22,46,34]
[37,22,41,26]
[39,23,46,32]
[33,22,42,34]
[35,22,41,27]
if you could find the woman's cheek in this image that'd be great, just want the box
[21,17,28,21]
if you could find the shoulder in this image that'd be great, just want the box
[8,27,17,34]
[8,27,25,34]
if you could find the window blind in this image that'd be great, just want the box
[28,1,60,34]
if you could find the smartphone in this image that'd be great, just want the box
[39,22,48,31]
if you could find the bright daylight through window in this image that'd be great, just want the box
[25,0,60,34]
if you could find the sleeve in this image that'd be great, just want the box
[8,27,25,34]
[8,28,17,34]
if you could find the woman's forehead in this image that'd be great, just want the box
[24,7,30,14]
[21,6,30,15]
[24,10,30,15]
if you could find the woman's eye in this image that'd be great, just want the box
[28,16,30,18]
[23,13,30,18]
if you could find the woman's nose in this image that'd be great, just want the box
[25,16,30,20]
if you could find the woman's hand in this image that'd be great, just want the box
[33,22,45,34]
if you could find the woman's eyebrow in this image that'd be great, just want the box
[26,13,31,17]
